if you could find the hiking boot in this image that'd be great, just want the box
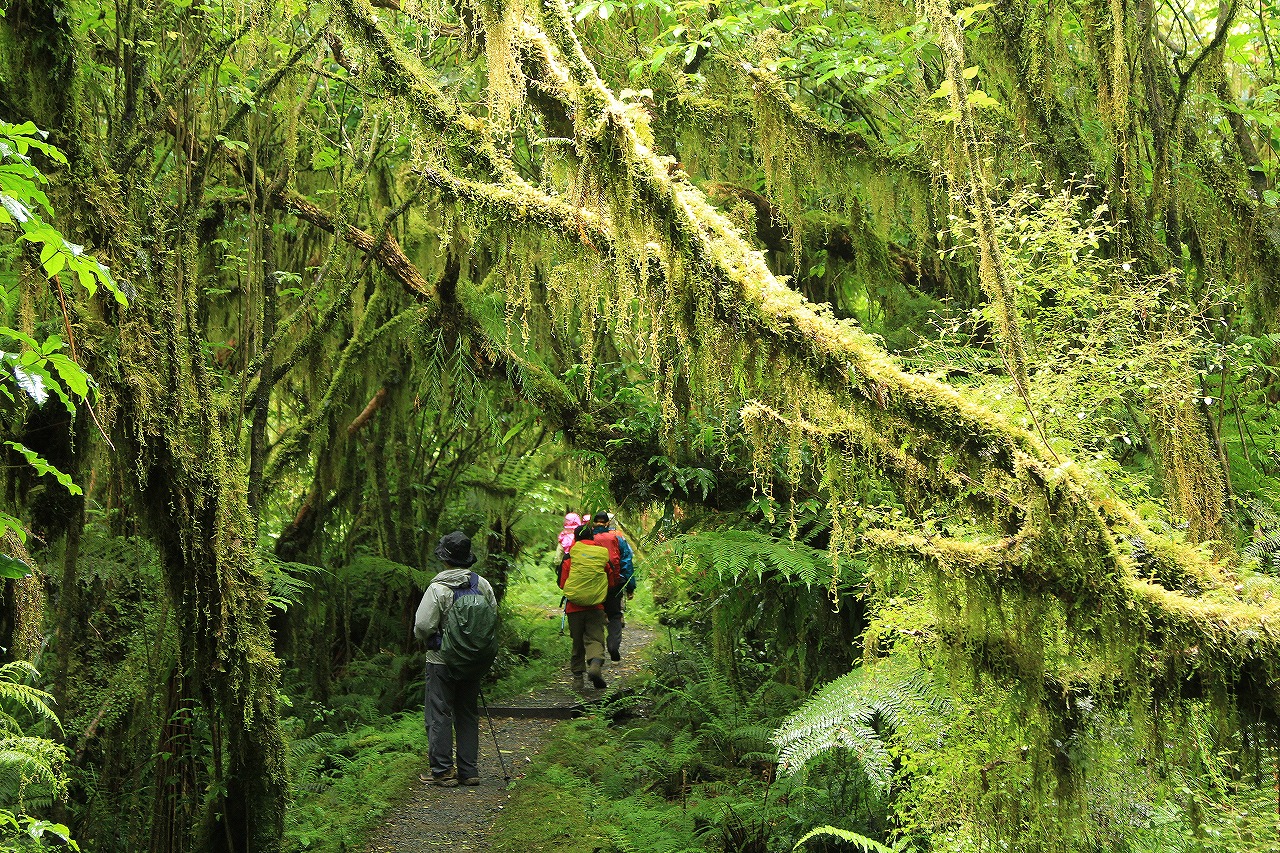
[572,672,586,690]
[460,776,480,787]
[587,658,607,689]
[420,768,458,787]
[608,645,621,662]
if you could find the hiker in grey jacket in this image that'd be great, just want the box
[414,531,498,787]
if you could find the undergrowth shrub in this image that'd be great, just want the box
[283,714,424,852]
[0,662,77,852]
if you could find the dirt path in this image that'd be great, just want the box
[365,624,656,853]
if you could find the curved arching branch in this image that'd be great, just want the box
[318,0,1279,715]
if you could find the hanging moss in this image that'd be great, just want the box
[316,1,1280,818]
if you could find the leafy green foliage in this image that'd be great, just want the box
[0,553,29,579]
[0,120,116,542]
[793,827,896,853]
[0,122,123,303]
[0,663,74,852]
[4,441,80,495]
[0,814,79,853]
[283,714,425,852]
[626,0,929,140]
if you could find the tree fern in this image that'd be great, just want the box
[773,659,946,793]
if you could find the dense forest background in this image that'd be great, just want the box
[1,0,1279,850]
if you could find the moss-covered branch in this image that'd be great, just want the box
[321,0,1280,714]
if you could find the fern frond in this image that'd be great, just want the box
[660,530,833,586]
[287,731,339,760]
[773,660,945,792]
[695,780,739,799]
[896,343,1004,387]
[76,529,162,583]
[1242,496,1280,561]
[343,554,426,590]
[794,825,897,852]
[258,552,329,612]
[0,662,59,730]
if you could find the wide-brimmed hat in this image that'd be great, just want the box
[563,512,583,529]
[592,510,611,524]
[434,530,477,567]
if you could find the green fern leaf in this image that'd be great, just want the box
[773,659,945,792]
[794,825,897,852]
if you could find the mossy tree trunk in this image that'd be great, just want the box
[114,237,287,853]
[0,1,289,847]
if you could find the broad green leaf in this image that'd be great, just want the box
[42,250,67,278]
[46,352,90,397]
[0,552,30,579]
[967,89,1001,109]
[1,328,40,350]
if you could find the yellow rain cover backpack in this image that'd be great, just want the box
[562,541,611,606]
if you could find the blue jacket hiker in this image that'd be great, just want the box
[414,531,498,788]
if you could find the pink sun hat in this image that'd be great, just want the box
[558,512,583,551]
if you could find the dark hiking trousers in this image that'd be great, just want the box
[604,587,626,658]
[425,662,480,779]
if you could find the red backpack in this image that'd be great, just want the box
[589,531,624,588]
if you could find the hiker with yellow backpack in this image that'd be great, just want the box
[558,524,621,689]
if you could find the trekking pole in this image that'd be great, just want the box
[558,595,566,635]
[479,687,512,783]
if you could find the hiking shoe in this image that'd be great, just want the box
[608,647,621,662]
[460,777,480,787]
[587,658,607,689]
[420,768,458,787]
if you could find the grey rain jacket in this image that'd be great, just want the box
[413,566,498,667]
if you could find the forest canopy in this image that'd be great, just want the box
[1,0,1279,850]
